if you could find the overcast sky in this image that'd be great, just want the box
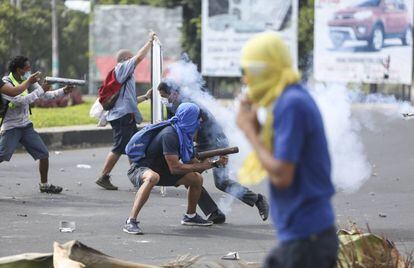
[65,0,90,13]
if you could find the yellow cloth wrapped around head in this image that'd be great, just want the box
[238,32,300,185]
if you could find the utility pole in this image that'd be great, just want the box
[88,0,95,95]
[51,0,59,79]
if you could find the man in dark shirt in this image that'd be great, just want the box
[157,80,269,224]
[124,103,228,234]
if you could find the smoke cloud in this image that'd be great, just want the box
[165,57,413,204]
[311,83,371,193]
[165,59,251,213]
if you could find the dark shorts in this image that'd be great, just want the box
[0,123,49,162]
[264,226,339,268]
[109,114,138,155]
[128,163,184,187]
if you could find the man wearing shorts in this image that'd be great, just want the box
[0,55,73,194]
[95,31,155,190]
[123,103,228,234]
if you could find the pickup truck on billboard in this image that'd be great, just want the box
[328,0,412,51]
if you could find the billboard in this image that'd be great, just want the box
[202,0,298,77]
[314,0,413,85]
[89,5,182,93]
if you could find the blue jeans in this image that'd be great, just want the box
[0,123,49,162]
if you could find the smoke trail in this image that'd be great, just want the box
[311,82,414,193]
[166,58,413,200]
[311,83,371,193]
[165,59,251,213]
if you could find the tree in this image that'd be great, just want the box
[298,0,314,76]
[0,1,88,80]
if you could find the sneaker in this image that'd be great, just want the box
[256,194,269,221]
[96,174,118,190]
[208,209,226,224]
[122,218,143,235]
[181,213,213,226]
[39,183,63,194]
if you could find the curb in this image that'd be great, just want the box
[37,124,145,150]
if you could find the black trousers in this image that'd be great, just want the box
[197,165,259,216]
[263,227,339,268]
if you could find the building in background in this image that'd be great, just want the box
[89,5,182,94]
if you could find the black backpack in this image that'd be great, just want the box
[0,78,10,128]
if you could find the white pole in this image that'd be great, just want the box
[151,38,163,123]
[51,0,59,79]
[88,0,95,95]
[151,37,166,196]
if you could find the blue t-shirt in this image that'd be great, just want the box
[271,83,335,243]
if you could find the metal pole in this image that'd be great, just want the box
[88,0,95,95]
[51,0,59,79]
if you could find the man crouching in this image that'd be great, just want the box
[123,103,228,234]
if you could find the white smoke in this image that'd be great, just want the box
[311,82,414,193]
[165,58,413,198]
[165,59,251,213]
[311,83,371,193]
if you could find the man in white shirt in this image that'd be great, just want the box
[0,55,73,194]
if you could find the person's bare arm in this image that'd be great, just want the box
[237,98,295,189]
[164,155,228,175]
[137,88,152,104]
[134,31,156,67]
[0,72,40,97]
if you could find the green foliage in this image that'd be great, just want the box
[31,99,151,128]
[0,1,88,80]
[298,0,315,74]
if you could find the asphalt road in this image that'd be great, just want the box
[1,108,414,265]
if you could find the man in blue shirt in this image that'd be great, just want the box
[95,31,154,190]
[236,32,338,267]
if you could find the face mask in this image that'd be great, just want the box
[22,71,31,81]
[161,97,173,108]
[257,107,267,125]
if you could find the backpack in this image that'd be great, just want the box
[98,68,126,111]
[0,95,9,127]
[126,121,171,163]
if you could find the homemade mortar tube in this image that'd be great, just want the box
[196,147,239,160]
[45,77,86,86]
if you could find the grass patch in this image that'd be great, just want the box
[30,99,151,128]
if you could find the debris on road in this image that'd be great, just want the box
[59,221,76,233]
[221,252,240,260]
[17,214,27,217]
[378,213,387,218]
[54,151,62,155]
[402,113,414,118]
[76,164,91,169]
[369,192,375,196]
